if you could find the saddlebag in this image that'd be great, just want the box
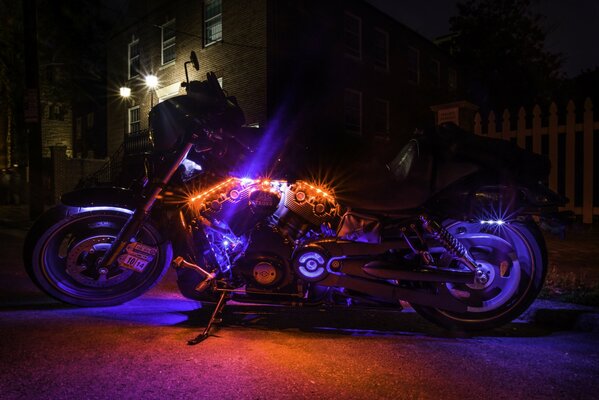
[337,211,382,243]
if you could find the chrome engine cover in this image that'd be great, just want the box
[252,262,278,286]
[282,181,340,226]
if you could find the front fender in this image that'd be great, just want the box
[60,187,137,210]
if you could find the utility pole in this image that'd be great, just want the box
[23,0,44,220]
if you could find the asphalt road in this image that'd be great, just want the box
[2,230,599,400]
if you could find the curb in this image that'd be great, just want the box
[518,299,599,333]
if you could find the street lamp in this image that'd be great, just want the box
[119,87,131,98]
[145,74,159,108]
[120,86,132,135]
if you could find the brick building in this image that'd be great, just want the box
[39,64,73,158]
[107,0,462,160]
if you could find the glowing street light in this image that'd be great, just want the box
[119,87,131,98]
[145,74,159,107]
[145,74,159,89]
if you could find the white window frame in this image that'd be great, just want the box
[344,12,362,60]
[156,82,181,103]
[204,0,222,47]
[128,105,140,134]
[373,28,389,70]
[407,46,420,85]
[374,98,390,137]
[161,19,176,65]
[344,89,362,134]
[128,37,140,80]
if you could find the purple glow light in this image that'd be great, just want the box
[235,104,290,178]
[79,206,134,215]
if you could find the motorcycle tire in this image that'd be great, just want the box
[24,206,172,307]
[412,220,547,332]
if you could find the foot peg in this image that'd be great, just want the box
[172,256,217,292]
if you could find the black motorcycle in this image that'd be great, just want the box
[24,52,566,344]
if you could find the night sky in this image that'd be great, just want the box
[367,0,599,77]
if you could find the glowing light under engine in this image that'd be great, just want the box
[480,220,505,225]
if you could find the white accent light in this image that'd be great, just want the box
[480,219,505,225]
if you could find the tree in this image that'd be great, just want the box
[449,0,563,110]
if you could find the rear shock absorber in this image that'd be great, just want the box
[419,215,479,272]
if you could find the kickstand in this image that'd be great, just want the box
[188,290,229,345]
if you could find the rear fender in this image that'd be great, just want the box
[426,171,567,220]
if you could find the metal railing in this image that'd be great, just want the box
[77,130,153,189]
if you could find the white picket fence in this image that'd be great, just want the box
[473,98,598,223]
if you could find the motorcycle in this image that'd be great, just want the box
[24,52,566,344]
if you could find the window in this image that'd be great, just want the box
[428,58,440,87]
[407,47,419,84]
[128,106,140,133]
[161,19,176,65]
[46,65,55,83]
[344,12,361,59]
[374,99,389,137]
[448,67,458,91]
[48,104,64,121]
[373,28,388,70]
[204,0,222,46]
[344,89,362,134]
[128,37,140,79]
[76,117,82,139]
[87,112,94,128]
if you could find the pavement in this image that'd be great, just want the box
[2,205,599,399]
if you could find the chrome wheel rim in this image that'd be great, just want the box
[439,221,535,319]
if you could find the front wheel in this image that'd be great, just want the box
[24,207,172,307]
[413,220,547,331]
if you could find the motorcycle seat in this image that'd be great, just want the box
[337,140,433,214]
[336,132,480,216]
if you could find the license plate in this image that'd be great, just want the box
[117,242,158,272]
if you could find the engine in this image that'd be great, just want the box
[188,177,340,291]
[189,178,285,236]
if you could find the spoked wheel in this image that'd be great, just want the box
[24,208,172,307]
[412,220,547,331]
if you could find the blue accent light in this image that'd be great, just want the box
[298,252,326,279]
[235,105,289,178]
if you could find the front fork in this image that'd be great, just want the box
[99,142,194,268]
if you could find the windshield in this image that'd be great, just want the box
[387,139,419,182]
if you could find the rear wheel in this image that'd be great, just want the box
[24,207,172,307]
[413,220,547,331]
